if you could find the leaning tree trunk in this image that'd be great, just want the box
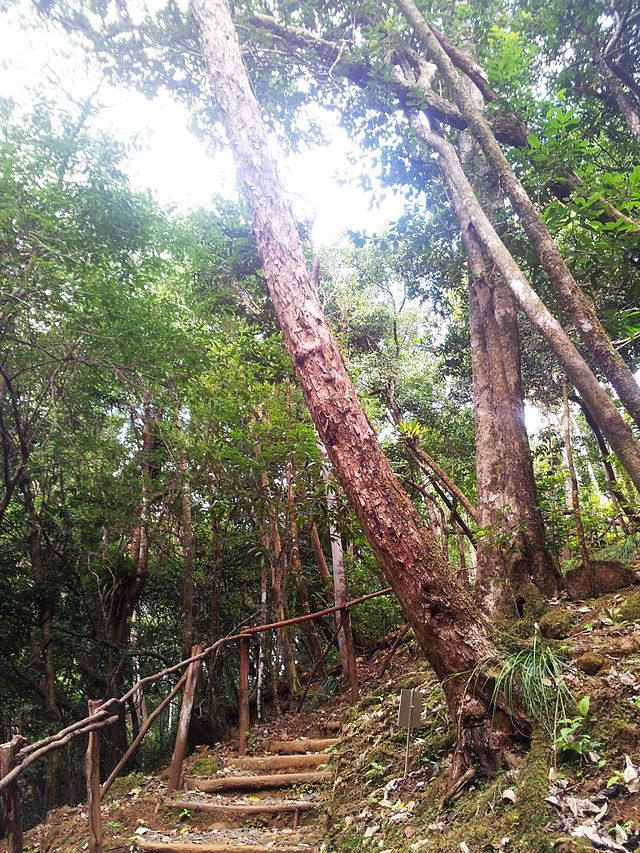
[414,121,640,494]
[396,0,640,432]
[192,0,529,783]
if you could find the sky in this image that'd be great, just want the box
[0,3,406,245]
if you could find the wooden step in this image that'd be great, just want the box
[267,738,340,755]
[168,798,320,817]
[135,841,318,853]
[185,771,332,793]
[228,754,327,772]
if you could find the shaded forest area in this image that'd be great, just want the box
[1,0,640,849]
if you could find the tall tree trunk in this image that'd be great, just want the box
[414,121,640,494]
[117,406,157,649]
[261,473,298,698]
[178,456,195,661]
[193,0,529,784]
[23,480,60,809]
[321,461,358,699]
[454,129,558,613]
[309,519,333,600]
[459,133,559,605]
[286,462,322,662]
[106,404,159,767]
[563,382,591,573]
[467,272,514,616]
[396,0,640,431]
[256,560,268,720]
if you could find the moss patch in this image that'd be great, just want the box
[539,608,576,640]
[103,772,144,801]
[189,755,221,776]
[619,591,640,623]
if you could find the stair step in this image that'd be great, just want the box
[267,739,340,755]
[135,840,318,853]
[134,828,319,853]
[228,754,327,772]
[168,798,320,817]
[185,771,332,793]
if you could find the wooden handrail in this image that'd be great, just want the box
[0,586,394,795]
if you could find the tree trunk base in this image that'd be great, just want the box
[441,675,530,803]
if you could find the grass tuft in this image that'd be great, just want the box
[491,634,573,738]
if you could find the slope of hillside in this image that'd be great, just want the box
[6,586,640,853]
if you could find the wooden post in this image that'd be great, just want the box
[0,735,26,853]
[166,643,204,794]
[238,632,251,756]
[101,670,188,798]
[85,700,103,853]
[339,608,359,701]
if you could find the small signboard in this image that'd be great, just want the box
[397,688,423,728]
[397,688,423,778]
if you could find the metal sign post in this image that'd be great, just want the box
[397,688,423,778]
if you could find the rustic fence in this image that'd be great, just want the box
[0,586,393,853]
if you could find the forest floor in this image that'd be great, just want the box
[7,584,640,853]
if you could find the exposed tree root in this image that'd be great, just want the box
[440,675,531,804]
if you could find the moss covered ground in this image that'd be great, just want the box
[323,586,640,852]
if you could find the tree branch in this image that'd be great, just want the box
[244,13,527,146]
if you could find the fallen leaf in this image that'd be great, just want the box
[624,755,639,792]
[572,824,627,851]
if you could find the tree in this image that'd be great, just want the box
[191,0,529,786]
